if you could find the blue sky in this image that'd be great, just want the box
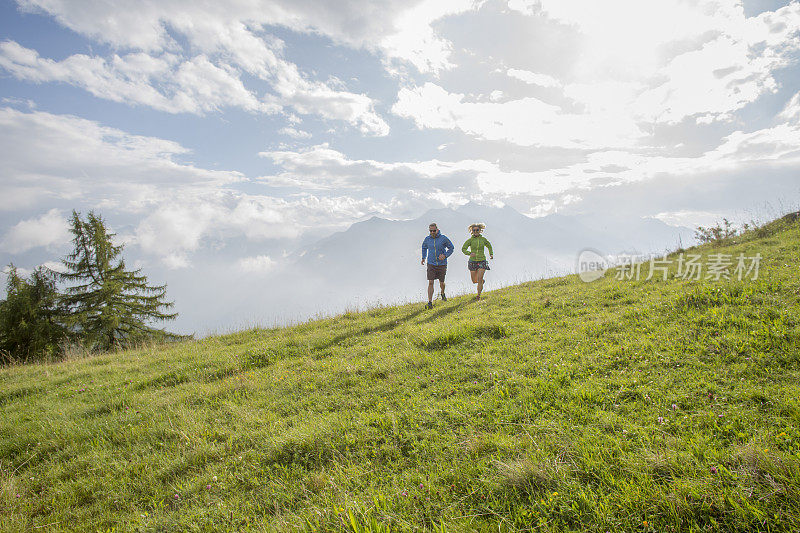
[1,0,800,331]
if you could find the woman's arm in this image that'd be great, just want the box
[461,239,471,255]
[484,238,493,257]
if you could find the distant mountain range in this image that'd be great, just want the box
[286,203,694,301]
[166,203,695,333]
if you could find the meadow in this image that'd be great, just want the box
[1,213,799,532]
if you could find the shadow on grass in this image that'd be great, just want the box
[0,385,43,407]
[419,299,472,324]
[316,306,428,349]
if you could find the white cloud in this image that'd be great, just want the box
[9,0,798,134]
[264,120,800,206]
[652,210,727,228]
[0,107,243,211]
[1,209,71,253]
[237,255,276,273]
[1,96,37,109]
[259,142,493,190]
[0,108,405,268]
[510,1,800,125]
[130,191,298,267]
[0,42,271,114]
[41,260,67,274]
[392,82,643,148]
[506,68,561,88]
[5,102,799,268]
[15,0,478,75]
[3,0,485,131]
[779,91,800,124]
[476,117,800,197]
[278,127,312,139]
[510,0,748,80]
[704,124,800,163]
[134,201,221,264]
[282,80,389,135]
[631,33,784,124]
[1,264,32,278]
[391,1,800,149]
[128,188,420,267]
[259,111,800,205]
[380,0,479,74]
[0,186,54,211]
[0,40,390,134]
[162,254,191,270]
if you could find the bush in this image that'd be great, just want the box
[694,218,738,244]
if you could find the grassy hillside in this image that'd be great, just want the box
[2,214,799,532]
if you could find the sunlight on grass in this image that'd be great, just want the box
[1,214,799,531]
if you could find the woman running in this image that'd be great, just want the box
[462,223,493,299]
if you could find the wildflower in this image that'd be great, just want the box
[174,494,179,499]
[658,416,664,424]
[671,404,678,410]
[206,484,212,489]
[710,467,717,474]
[643,520,648,527]
[212,476,218,482]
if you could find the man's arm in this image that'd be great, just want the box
[443,237,455,257]
[421,240,427,264]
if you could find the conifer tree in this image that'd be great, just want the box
[0,265,69,363]
[60,210,179,350]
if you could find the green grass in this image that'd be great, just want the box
[2,213,800,532]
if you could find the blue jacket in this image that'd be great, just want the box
[422,231,454,266]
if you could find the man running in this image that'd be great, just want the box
[421,222,454,309]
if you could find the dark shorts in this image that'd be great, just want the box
[468,260,490,271]
[427,264,447,281]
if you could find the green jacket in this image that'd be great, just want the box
[462,236,493,261]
